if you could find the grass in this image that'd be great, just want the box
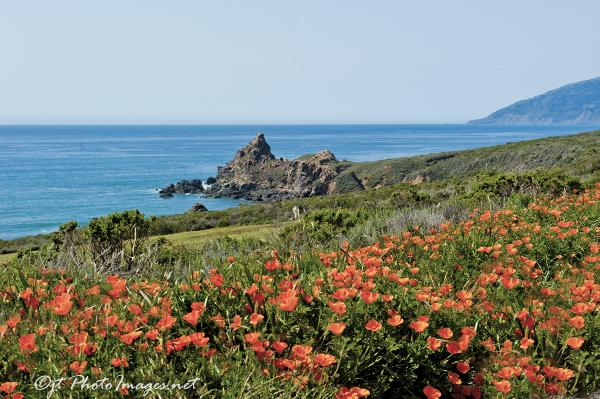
[0,252,16,263]
[156,223,277,247]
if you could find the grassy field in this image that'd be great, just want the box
[0,252,16,263]
[155,223,277,247]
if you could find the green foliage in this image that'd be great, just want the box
[86,209,153,271]
[280,209,367,248]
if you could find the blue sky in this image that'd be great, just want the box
[1,0,599,124]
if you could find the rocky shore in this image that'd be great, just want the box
[160,133,347,202]
[158,179,204,197]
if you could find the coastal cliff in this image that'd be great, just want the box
[205,133,343,201]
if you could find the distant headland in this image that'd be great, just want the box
[470,76,600,125]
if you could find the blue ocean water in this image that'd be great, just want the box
[0,124,597,239]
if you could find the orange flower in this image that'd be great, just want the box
[569,316,585,330]
[336,387,370,399]
[272,341,288,353]
[250,313,264,326]
[18,334,38,353]
[155,315,176,330]
[183,310,201,326]
[0,382,18,394]
[360,290,379,305]
[492,380,511,394]
[423,385,441,399]
[327,322,347,335]
[111,357,129,367]
[50,293,74,316]
[386,314,404,327]
[119,331,143,346]
[519,337,534,349]
[427,337,442,351]
[565,336,584,350]
[328,301,347,316]
[365,319,382,332]
[291,345,313,359]
[456,362,470,374]
[314,354,336,367]
[447,371,462,385]
[437,327,453,339]
[230,315,243,331]
[409,320,429,333]
[244,332,261,344]
[69,360,88,374]
[145,329,159,340]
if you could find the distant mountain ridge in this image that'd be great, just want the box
[470,76,600,125]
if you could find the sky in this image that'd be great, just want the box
[0,0,599,124]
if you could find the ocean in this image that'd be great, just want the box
[0,124,596,240]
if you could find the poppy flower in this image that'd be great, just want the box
[423,385,441,399]
[18,334,38,353]
[183,310,201,326]
[409,320,429,333]
[456,362,470,374]
[272,341,288,353]
[492,380,511,394]
[250,313,264,326]
[230,315,243,331]
[50,293,74,316]
[327,322,347,335]
[69,360,88,374]
[365,319,382,332]
[519,337,534,349]
[437,327,453,339]
[244,332,261,344]
[119,331,143,346]
[386,314,404,327]
[427,337,442,351]
[336,387,370,399]
[0,382,17,394]
[360,290,379,304]
[111,357,129,368]
[314,354,336,367]
[447,371,462,385]
[155,315,176,330]
[328,301,347,316]
[569,316,585,330]
[565,336,584,350]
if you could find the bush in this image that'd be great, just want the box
[279,208,367,248]
[86,210,153,272]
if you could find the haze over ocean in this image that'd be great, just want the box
[0,124,596,239]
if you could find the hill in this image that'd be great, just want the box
[469,77,600,125]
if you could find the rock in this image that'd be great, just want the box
[205,177,217,185]
[189,202,208,212]
[205,133,345,201]
[159,179,204,197]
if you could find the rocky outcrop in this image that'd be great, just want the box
[159,179,204,197]
[206,133,343,201]
[189,202,208,212]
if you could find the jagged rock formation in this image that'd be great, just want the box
[159,179,204,197]
[189,202,208,212]
[206,133,343,201]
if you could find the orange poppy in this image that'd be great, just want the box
[18,334,38,353]
[423,385,441,399]
[327,322,347,335]
[409,320,429,333]
[365,319,382,332]
[314,354,336,367]
[565,336,584,350]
